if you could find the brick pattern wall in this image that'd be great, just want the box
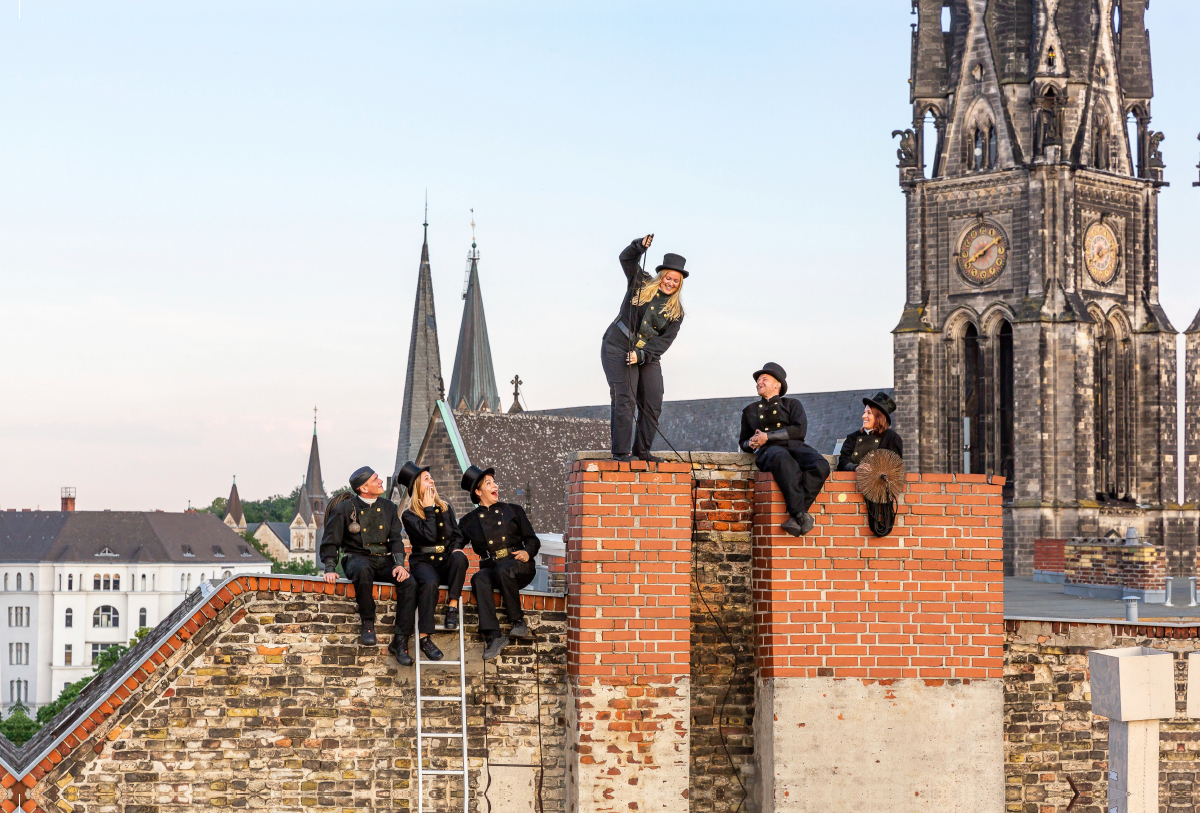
[1064,540,1166,591]
[1005,619,1200,813]
[690,459,756,813]
[565,459,693,812]
[0,576,567,813]
[1034,538,1067,573]
[752,472,1005,680]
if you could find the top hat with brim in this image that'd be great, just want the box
[395,461,430,492]
[460,464,496,504]
[862,392,897,417]
[752,362,788,396]
[655,253,689,278]
[349,466,376,493]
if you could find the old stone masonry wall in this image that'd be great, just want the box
[0,577,567,813]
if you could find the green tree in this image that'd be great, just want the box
[240,531,321,576]
[35,627,152,727]
[0,703,39,747]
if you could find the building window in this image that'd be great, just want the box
[238,545,252,557]
[9,643,30,665]
[68,574,73,591]
[15,573,21,591]
[90,643,116,665]
[64,644,73,666]
[93,605,119,628]
[1094,319,1132,500]
[222,570,231,580]
[27,573,33,591]
[152,574,156,591]
[93,574,101,590]
[996,320,1015,495]
[7,607,30,627]
[139,608,147,628]
[59,574,62,591]
[213,545,225,558]
[112,575,120,591]
[9,679,29,704]
[182,545,195,557]
[65,608,73,628]
[141,574,147,591]
[102,575,111,591]
[181,574,187,591]
[3,573,7,590]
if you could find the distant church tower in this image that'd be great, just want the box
[395,210,444,471]
[894,0,1189,576]
[223,477,245,533]
[448,214,501,413]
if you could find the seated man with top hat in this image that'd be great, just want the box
[739,362,831,537]
[837,392,903,472]
[396,461,469,662]
[459,464,540,660]
[320,466,418,665]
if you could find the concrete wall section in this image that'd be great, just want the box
[756,677,1002,813]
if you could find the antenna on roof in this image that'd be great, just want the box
[424,190,429,240]
[314,405,318,435]
[463,209,479,300]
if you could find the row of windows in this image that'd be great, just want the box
[8,642,29,665]
[2,573,34,591]
[7,606,30,627]
[62,606,148,629]
[9,680,29,704]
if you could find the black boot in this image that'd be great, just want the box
[419,635,444,661]
[637,453,667,463]
[510,619,529,638]
[612,453,635,462]
[360,623,377,646]
[483,634,509,660]
[389,634,414,667]
[445,605,459,631]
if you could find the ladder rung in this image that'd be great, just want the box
[419,769,469,776]
[418,660,462,666]
[416,695,465,703]
[420,731,464,738]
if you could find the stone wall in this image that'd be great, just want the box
[1004,619,1200,813]
[1064,538,1166,601]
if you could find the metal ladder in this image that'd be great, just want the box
[414,606,469,813]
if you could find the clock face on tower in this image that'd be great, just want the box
[956,220,1010,286]
[1084,220,1120,285]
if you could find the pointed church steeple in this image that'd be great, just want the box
[305,409,326,526]
[395,205,445,471]
[448,213,500,413]
[223,477,245,532]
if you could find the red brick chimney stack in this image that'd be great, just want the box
[61,487,76,512]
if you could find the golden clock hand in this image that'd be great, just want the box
[967,236,1001,265]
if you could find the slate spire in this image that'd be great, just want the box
[224,477,245,529]
[448,214,500,413]
[395,209,445,471]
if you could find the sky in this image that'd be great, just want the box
[2,2,1199,512]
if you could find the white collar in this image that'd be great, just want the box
[358,495,379,506]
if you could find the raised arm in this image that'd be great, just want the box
[619,235,652,286]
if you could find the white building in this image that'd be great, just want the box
[0,508,269,714]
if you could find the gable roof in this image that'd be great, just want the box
[0,511,269,565]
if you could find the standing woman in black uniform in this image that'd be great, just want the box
[397,461,469,662]
[601,233,687,462]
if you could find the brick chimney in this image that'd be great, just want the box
[61,487,76,512]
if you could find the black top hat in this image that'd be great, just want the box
[395,461,430,493]
[863,392,897,418]
[752,362,788,396]
[349,466,376,493]
[460,464,496,504]
[655,253,689,278]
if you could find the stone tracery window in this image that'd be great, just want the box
[1093,314,1132,500]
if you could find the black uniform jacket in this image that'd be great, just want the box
[460,502,541,568]
[836,428,904,472]
[319,495,405,574]
[401,503,465,568]
[603,239,683,366]
[738,396,809,454]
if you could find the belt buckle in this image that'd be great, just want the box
[434,545,444,553]
[495,548,509,559]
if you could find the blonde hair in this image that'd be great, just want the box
[407,475,448,519]
[632,271,685,321]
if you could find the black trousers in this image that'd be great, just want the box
[756,443,831,518]
[411,552,469,635]
[342,554,417,634]
[601,339,664,456]
[471,558,536,637]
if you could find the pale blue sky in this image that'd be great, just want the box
[2,2,1199,511]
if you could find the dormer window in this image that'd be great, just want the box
[182,545,195,557]
[95,546,118,557]
[212,546,226,558]
[238,545,252,558]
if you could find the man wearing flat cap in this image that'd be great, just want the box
[837,392,903,472]
[739,362,830,536]
[320,465,418,665]
[459,464,540,660]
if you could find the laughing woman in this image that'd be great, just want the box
[601,233,687,462]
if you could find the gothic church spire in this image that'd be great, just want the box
[448,213,500,413]
[395,208,445,471]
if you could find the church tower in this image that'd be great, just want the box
[448,216,500,413]
[394,211,444,472]
[894,0,1187,576]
